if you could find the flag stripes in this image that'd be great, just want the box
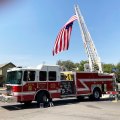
[53,15,77,55]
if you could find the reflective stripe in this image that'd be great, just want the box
[49,90,61,93]
[77,79,112,91]
[78,79,112,82]
[13,92,35,96]
[13,89,61,96]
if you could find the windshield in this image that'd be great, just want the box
[6,71,22,84]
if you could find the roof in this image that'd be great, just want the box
[0,62,16,69]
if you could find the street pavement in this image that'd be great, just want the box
[0,97,120,120]
[0,87,120,120]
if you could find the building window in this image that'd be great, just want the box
[23,71,35,81]
[39,71,47,81]
[48,71,56,81]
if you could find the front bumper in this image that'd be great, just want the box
[0,94,17,103]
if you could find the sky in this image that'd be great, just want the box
[0,0,120,67]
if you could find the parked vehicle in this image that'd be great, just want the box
[0,64,115,105]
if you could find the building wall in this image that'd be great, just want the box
[0,69,3,86]
[0,76,3,85]
[0,63,15,86]
[0,70,2,75]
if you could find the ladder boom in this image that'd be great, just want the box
[74,5,103,73]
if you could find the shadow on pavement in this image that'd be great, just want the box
[1,97,114,111]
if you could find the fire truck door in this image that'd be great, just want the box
[22,71,37,101]
[47,70,61,98]
[60,72,76,96]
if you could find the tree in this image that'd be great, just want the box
[56,59,120,82]
[56,60,88,71]
[116,62,120,83]
[116,62,120,71]
[102,63,115,73]
[77,60,88,71]
[56,60,75,71]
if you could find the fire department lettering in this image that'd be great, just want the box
[50,83,56,89]
[28,85,32,91]
[38,83,47,89]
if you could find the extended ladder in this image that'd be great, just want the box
[74,5,103,73]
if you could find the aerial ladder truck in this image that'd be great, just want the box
[0,5,115,106]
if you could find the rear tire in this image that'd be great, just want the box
[91,89,101,101]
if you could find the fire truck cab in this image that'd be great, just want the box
[2,65,61,103]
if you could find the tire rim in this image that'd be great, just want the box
[43,95,48,102]
[94,91,99,99]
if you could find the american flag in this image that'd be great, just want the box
[53,15,77,55]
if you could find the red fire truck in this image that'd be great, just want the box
[0,5,116,105]
[0,64,115,105]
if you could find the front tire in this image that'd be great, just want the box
[36,92,50,107]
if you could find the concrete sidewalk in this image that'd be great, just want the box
[0,87,6,95]
[0,87,6,90]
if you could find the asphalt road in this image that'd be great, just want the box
[0,97,120,120]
